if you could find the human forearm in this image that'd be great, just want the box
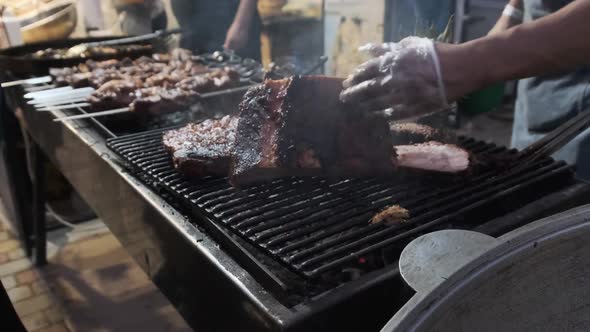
[232,0,258,28]
[224,0,258,51]
[439,0,590,100]
[488,0,523,35]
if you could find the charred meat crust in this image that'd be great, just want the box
[163,116,238,177]
[230,79,290,183]
[389,122,456,145]
[230,76,396,185]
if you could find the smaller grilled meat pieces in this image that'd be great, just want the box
[129,87,200,114]
[87,67,239,113]
[87,80,137,111]
[389,122,456,145]
[370,205,410,225]
[163,116,238,177]
[393,142,470,173]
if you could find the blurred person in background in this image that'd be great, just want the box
[113,0,167,35]
[487,0,590,178]
[170,0,261,60]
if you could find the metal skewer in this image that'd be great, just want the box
[199,85,253,99]
[38,103,91,111]
[25,84,57,93]
[25,86,73,99]
[53,108,130,122]
[28,87,94,104]
[51,83,257,121]
[1,76,52,87]
[35,98,90,109]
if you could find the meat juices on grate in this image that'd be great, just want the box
[163,115,238,177]
[230,76,396,185]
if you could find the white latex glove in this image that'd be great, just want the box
[340,37,449,120]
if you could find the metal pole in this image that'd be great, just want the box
[31,144,47,266]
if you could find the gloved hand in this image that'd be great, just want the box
[340,37,449,120]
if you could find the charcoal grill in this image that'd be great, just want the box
[105,126,586,302]
[5,61,590,331]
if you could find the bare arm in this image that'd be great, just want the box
[439,0,590,101]
[224,0,258,51]
[488,0,524,35]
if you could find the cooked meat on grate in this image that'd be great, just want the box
[49,50,210,89]
[129,87,200,113]
[163,115,238,177]
[389,122,456,145]
[85,66,239,113]
[162,77,470,181]
[370,205,410,225]
[231,76,396,185]
[87,80,137,111]
[393,142,470,173]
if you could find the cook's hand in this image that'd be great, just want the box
[340,37,449,120]
[223,22,249,52]
[357,42,398,57]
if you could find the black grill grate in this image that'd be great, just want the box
[107,129,574,285]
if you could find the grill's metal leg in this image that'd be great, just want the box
[31,144,47,266]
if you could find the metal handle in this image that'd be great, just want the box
[399,230,497,293]
[81,28,183,48]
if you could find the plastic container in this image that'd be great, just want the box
[459,83,505,115]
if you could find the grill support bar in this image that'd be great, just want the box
[10,80,590,332]
[14,84,430,332]
[31,144,47,266]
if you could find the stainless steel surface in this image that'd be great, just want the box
[383,204,590,332]
[14,87,408,332]
[53,107,129,121]
[399,230,497,293]
[16,91,290,331]
[20,2,77,44]
[12,78,590,331]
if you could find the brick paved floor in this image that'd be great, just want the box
[0,206,191,331]
[0,223,69,332]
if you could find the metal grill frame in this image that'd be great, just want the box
[106,126,577,299]
[13,78,590,331]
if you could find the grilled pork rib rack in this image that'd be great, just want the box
[163,76,470,185]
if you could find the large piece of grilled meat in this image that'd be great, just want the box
[163,76,470,183]
[230,76,396,184]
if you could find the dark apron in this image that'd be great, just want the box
[512,0,590,179]
[170,0,262,60]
